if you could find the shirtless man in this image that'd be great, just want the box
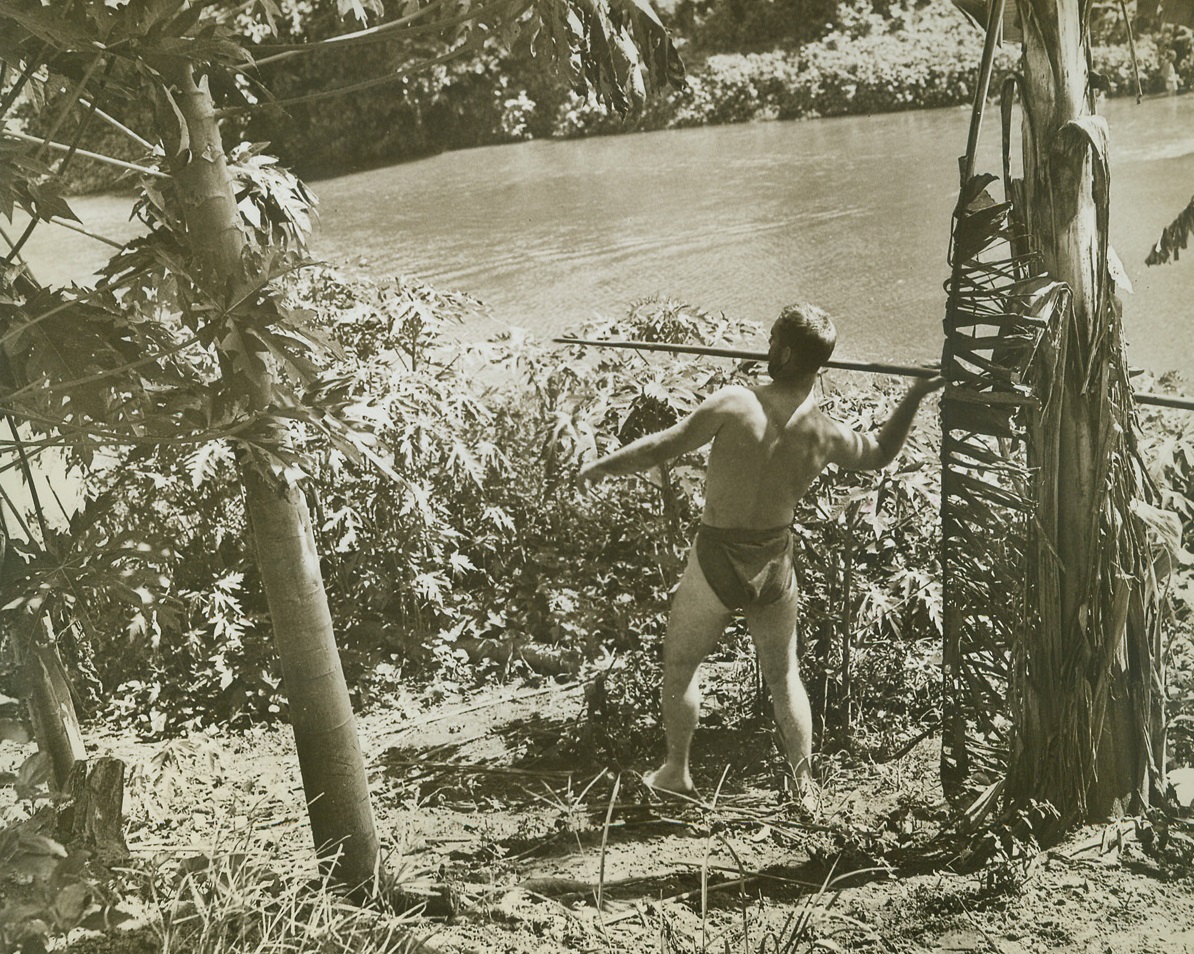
[579,303,943,798]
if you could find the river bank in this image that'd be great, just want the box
[545,12,1174,141]
[247,0,1183,183]
[50,2,1186,194]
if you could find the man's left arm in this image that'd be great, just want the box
[579,389,732,487]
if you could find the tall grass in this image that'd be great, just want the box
[148,847,427,954]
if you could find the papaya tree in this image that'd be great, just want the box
[0,0,684,890]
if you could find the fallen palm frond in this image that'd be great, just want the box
[939,171,1062,804]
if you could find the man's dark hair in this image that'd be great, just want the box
[770,302,837,379]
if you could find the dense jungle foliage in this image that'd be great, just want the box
[2,276,1189,777]
[0,276,1191,954]
[33,0,1194,190]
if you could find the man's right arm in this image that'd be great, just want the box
[579,387,739,487]
[826,377,944,471]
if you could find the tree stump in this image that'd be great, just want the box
[56,756,129,864]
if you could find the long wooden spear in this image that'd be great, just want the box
[554,336,1194,412]
[554,336,940,378]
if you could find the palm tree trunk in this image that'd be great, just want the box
[1012,0,1160,821]
[163,62,381,887]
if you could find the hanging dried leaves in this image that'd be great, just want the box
[1146,196,1194,267]
[939,172,1065,803]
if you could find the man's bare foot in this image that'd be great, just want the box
[642,766,698,800]
[779,772,822,816]
[796,777,822,817]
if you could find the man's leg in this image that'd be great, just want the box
[744,586,814,786]
[644,548,732,796]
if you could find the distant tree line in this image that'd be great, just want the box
[21,0,1194,191]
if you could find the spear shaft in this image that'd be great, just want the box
[553,336,1194,412]
[553,336,939,379]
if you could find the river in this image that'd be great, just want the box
[22,94,1194,377]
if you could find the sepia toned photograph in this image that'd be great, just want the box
[2,0,1194,950]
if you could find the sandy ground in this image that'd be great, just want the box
[8,674,1194,954]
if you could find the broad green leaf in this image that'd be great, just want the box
[16,831,67,858]
[52,883,90,927]
[15,751,52,799]
[27,181,80,223]
[1130,498,1192,563]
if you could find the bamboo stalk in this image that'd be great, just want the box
[961,0,1007,184]
[553,337,1194,412]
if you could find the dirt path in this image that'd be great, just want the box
[62,677,1194,953]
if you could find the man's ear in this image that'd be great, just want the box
[781,346,793,368]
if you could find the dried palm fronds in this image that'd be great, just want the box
[942,70,1169,820]
[939,172,1066,803]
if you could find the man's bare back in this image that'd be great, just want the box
[702,382,862,528]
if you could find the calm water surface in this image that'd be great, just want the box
[24,94,1194,377]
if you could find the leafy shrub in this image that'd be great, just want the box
[553,6,1002,136]
[565,650,664,770]
[54,267,952,753]
[539,6,1177,162]
[0,819,113,954]
[678,0,838,55]
[499,91,537,140]
[778,19,998,119]
[790,381,943,749]
[669,53,802,127]
[0,754,125,954]
[38,443,280,736]
[1138,384,1194,770]
[970,800,1060,895]
[1092,36,1164,96]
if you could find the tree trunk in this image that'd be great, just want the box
[1011,0,1161,821]
[23,617,86,790]
[163,63,381,888]
[57,757,130,864]
[241,465,381,887]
